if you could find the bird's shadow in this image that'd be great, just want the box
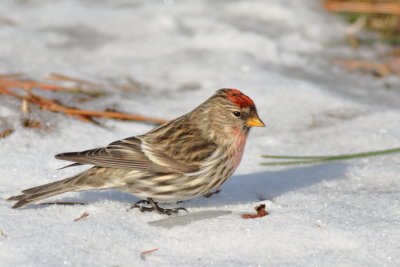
[195,161,347,208]
[49,161,348,209]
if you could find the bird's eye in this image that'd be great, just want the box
[233,111,241,117]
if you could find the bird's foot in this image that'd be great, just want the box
[128,198,187,215]
[128,199,151,212]
[152,205,188,215]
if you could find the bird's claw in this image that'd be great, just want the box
[155,206,188,215]
[127,199,150,211]
[128,198,187,215]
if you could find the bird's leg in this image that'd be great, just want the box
[128,198,187,215]
[203,189,221,198]
[147,198,188,215]
[128,199,153,212]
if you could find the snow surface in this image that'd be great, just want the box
[1,0,400,266]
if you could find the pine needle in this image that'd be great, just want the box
[0,85,167,125]
[0,79,105,96]
[73,212,90,222]
[47,73,104,88]
[261,147,400,166]
[0,73,26,79]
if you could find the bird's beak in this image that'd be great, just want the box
[246,116,265,127]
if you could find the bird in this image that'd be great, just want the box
[7,88,265,214]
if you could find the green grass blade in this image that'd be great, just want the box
[261,147,400,166]
[261,155,326,159]
[260,159,331,166]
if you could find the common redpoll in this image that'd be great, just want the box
[8,89,265,214]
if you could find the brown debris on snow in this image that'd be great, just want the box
[241,204,269,219]
[0,128,14,139]
[73,212,90,222]
[140,248,159,260]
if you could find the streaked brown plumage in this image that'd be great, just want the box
[8,89,265,214]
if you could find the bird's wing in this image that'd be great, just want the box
[55,136,199,173]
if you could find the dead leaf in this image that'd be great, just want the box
[241,204,269,219]
[22,118,43,129]
[0,231,8,238]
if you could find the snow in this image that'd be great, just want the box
[1,0,400,266]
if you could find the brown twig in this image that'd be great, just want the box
[33,93,167,124]
[0,75,168,125]
[0,88,92,123]
[61,108,168,124]
[1,87,167,124]
[73,212,90,222]
[324,1,400,16]
[0,86,26,98]
[0,128,14,139]
[241,204,269,219]
[28,93,96,123]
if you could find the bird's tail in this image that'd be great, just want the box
[7,175,79,209]
[6,167,103,209]
[7,167,122,209]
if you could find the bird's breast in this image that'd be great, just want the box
[230,131,248,170]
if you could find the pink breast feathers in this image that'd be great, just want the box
[231,129,249,170]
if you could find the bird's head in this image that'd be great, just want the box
[193,88,265,141]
